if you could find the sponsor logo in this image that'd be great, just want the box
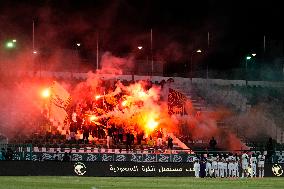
[74,162,87,176]
[272,164,283,177]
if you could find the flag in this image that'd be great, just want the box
[49,81,72,134]
[168,88,187,115]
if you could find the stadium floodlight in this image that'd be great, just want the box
[252,53,256,57]
[138,46,143,50]
[190,49,203,81]
[246,56,251,60]
[6,41,15,48]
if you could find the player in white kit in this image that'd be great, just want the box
[233,154,240,177]
[193,156,200,178]
[250,153,257,177]
[218,155,224,178]
[258,152,265,178]
[212,156,218,177]
[206,155,213,177]
[241,151,249,178]
[223,155,228,177]
[227,153,235,177]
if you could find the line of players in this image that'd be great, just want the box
[193,151,266,178]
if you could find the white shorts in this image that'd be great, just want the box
[228,163,234,170]
[242,163,248,170]
[258,162,265,168]
[212,162,218,169]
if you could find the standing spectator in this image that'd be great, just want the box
[209,137,217,150]
[130,131,135,145]
[156,128,163,147]
[137,131,143,145]
[111,125,118,145]
[6,148,13,160]
[147,136,155,153]
[167,136,173,150]
[266,137,274,163]
[62,152,70,162]
[118,126,124,144]
[126,130,131,152]
[69,122,76,142]
[54,151,61,161]
[82,125,90,143]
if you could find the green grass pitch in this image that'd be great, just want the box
[0,177,283,189]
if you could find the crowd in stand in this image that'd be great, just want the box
[7,78,175,152]
[55,78,176,151]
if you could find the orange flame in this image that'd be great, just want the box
[41,88,50,98]
[89,115,98,122]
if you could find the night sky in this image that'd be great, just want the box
[0,0,283,70]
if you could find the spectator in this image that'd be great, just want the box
[266,137,275,163]
[209,137,217,150]
[137,131,144,145]
[54,151,60,161]
[68,151,72,161]
[118,126,124,144]
[126,130,131,152]
[6,148,13,160]
[147,136,155,153]
[130,131,135,145]
[82,125,90,143]
[167,136,173,150]
[62,152,70,162]
[157,128,163,147]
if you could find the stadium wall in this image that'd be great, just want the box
[0,161,283,177]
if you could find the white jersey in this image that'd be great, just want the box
[222,161,228,169]
[193,157,199,162]
[258,155,265,165]
[194,161,200,177]
[212,157,218,169]
[241,153,249,165]
[217,160,223,169]
[228,156,234,163]
[250,157,257,165]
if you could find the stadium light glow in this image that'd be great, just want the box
[138,46,143,50]
[196,49,202,53]
[6,42,14,48]
[246,56,251,60]
[252,53,256,57]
